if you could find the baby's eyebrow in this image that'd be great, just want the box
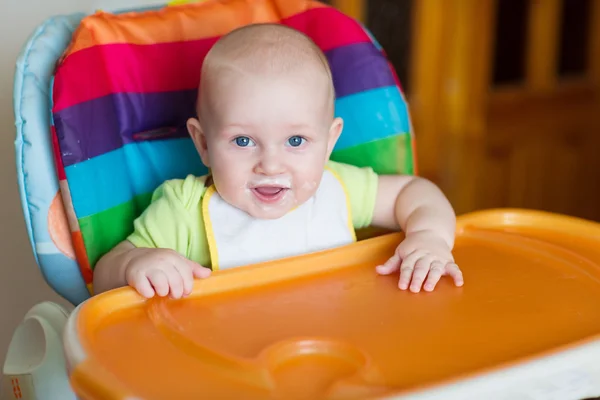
[287,123,312,130]
[221,123,253,132]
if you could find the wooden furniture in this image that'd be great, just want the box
[333,0,600,221]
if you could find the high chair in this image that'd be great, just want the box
[5,1,600,399]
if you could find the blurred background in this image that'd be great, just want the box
[331,0,600,222]
[0,0,599,392]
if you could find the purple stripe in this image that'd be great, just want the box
[326,41,396,98]
[53,42,396,167]
[53,90,196,167]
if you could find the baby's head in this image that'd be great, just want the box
[187,23,343,219]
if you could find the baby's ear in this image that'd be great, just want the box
[187,117,210,167]
[327,117,343,155]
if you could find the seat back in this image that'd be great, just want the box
[17,0,415,303]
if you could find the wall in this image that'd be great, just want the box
[0,0,165,389]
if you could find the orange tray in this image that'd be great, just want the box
[63,209,600,399]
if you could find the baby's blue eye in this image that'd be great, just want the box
[287,136,305,147]
[234,136,254,147]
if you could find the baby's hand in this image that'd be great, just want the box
[124,248,211,299]
[376,231,463,293]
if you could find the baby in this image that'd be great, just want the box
[93,23,463,299]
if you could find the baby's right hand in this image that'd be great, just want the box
[124,248,211,299]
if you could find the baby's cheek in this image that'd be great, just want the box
[214,175,245,201]
[294,179,319,204]
[300,180,318,192]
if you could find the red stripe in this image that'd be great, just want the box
[53,7,370,112]
[50,125,66,180]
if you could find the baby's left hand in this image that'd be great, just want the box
[376,231,464,293]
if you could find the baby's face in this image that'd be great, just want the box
[190,70,341,219]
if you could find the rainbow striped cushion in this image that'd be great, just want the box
[51,0,415,293]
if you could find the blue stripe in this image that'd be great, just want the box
[334,85,410,150]
[66,138,208,218]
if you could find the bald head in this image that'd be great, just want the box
[197,23,335,123]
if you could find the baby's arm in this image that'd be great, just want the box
[371,175,463,292]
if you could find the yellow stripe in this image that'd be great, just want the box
[167,0,202,5]
[325,167,357,242]
[168,0,210,5]
[201,185,220,271]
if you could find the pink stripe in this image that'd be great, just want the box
[53,38,218,112]
[53,7,370,112]
[282,7,370,51]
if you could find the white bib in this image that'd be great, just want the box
[202,169,356,270]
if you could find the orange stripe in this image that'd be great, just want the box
[64,0,327,58]
[411,132,418,176]
[71,231,93,284]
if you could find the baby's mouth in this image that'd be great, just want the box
[251,186,289,204]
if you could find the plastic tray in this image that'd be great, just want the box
[64,209,600,399]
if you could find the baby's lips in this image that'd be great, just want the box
[253,186,285,196]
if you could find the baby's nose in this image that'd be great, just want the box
[255,151,286,175]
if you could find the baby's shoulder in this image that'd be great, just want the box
[152,173,211,209]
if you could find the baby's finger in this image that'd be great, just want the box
[134,277,156,299]
[164,267,185,299]
[170,251,211,280]
[409,256,434,293]
[423,261,445,292]
[398,253,420,290]
[146,270,170,297]
[376,253,401,275]
[173,262,194,296]
[394,250,420,290]
[191,264,212,279]
[445,263,464,286]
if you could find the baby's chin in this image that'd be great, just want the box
[243,203,295,220]
[241,194,300,219]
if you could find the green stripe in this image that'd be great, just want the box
[331,134,414,175]
[79,192,152,268]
